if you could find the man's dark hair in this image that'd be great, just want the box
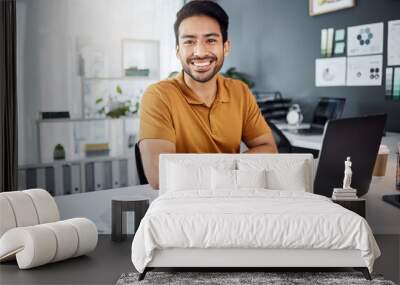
[174,0,229,46]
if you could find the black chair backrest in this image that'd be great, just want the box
[135,143,149,185]
[311,97,346,127]
[266,119,292,153]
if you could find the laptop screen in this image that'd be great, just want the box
[312,98,345,127]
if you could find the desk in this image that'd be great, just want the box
[275,123,400,234]
[276,123,399,154]
[276,123,323,150]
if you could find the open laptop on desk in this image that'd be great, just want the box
[313,114,387,197]
[287,97,346,135]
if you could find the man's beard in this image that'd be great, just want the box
[182,55,224,83]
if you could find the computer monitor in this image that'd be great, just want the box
[312,97,346,127]
[313,114,387,197]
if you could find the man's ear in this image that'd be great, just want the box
[223,40,231,57]
[175,45,180,58]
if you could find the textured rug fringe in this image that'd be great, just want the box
[116,271,395,285]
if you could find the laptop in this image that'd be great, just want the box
[289,97,346,135]
[313,114,387,197]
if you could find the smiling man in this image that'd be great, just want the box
[139,0,277,189]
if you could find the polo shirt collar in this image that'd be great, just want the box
[174,71,230,105]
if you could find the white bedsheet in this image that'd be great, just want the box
[131,190,380,273]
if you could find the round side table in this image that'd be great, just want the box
[111,196,150,242]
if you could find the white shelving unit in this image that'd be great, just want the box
[37,116,139,163]
[18,155,137,196]
[26,38,161,195]
[24,117,141,196]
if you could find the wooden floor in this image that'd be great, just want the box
[0,235,398,285]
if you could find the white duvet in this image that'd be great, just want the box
[131,189,380,273]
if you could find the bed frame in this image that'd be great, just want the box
[138,248,371,280]
[138,154,372,281]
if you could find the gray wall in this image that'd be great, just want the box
[219,0,400,131]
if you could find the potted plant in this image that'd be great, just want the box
[221,67,255,89]
[96,85,139,119]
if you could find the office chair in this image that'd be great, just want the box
[135,142,149,185]
[312,97,346,125]
[266,120,293,153]
[255,91,292,121]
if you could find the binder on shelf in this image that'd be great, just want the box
[94,162,105,191]
[71,163,81,194]
[85,162,94,192]
[103,161,112,190]
[112,160,121,188]
[119,160,128,187]
[54,165,64,196]
[45,167,55,196]
[36,168,46,189]
[62,165,72,194]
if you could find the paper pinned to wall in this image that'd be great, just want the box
[335,29,345,41]
[385,68,394,97]
[321,29,328,57]
[334,42,345,55]
[394,67,400,98]
[315,57,346,87]
[346,55,383,86]
[347,22,383,56]
[388,20,400,66]
[326,28,334,57]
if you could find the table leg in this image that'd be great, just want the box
[112,201,124,242]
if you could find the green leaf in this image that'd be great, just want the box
[116,85,123,94]
[95,98,103,104]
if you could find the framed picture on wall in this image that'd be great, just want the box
[309,0,356,16]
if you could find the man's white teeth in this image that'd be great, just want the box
[192,61,212,67]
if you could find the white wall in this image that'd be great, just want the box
[17,0,182,165]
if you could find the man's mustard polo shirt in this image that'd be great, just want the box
[139,72,271,153]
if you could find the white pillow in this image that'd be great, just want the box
[237,169,267,188]
[211,168,268,190]
[211,168,236,190]
[266,163,306,191]
[167,162,211,191]
[237,159,308,191]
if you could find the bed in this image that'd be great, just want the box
[131,154,380,281]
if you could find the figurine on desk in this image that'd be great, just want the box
[343,157,353,190]
[332,157,366,217]
[332,157,358,200]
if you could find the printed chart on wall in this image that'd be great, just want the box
[347,55,383,86]
[388,20,400,66]
[315,57,346,86]
[347,22,383,56]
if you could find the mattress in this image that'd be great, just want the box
[131,189,380,273]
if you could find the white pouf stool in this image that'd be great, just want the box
[0,189,98,269]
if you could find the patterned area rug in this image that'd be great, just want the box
[116,271,396,285]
